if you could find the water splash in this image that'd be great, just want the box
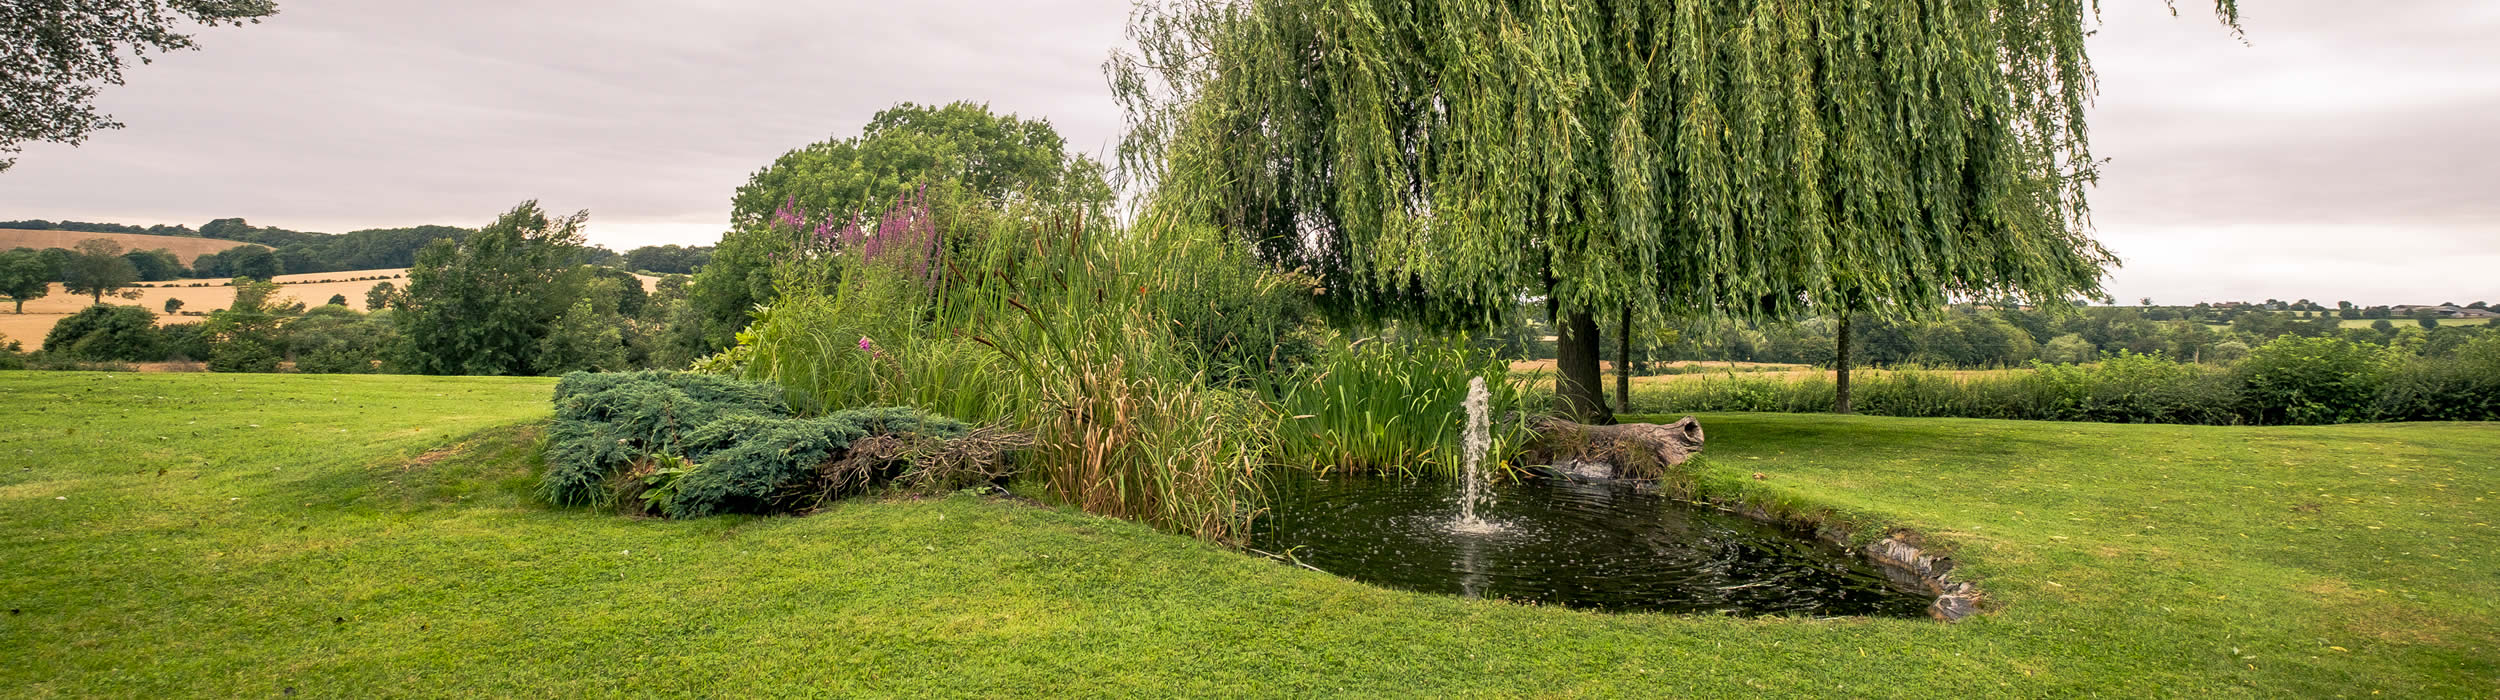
[1453,376,1502,534]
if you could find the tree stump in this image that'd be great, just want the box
[1527,415,1705,480]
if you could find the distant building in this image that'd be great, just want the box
[2392,304,2488,319]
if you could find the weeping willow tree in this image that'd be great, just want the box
[1111,0,2240,422]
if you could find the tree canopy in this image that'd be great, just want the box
[1111,0,2240,419]
[689,101,1116,353]
[1,0,278,172]
[0,247,54,312]
[394,202,589,376]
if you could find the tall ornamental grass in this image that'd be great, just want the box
[721,189,1287,541]
[1269,338,1533,477]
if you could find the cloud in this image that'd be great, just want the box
[1,0,2489,305]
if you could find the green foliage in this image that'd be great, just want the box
[541,371,792,507]
[201,277,293,370]
[363,280,398,311]
[206,337,280,373]
[42,304,159,361]
[659,407,966,518]
[726,190,1279,541]
[2234,336,2392,426]
[60,238,138,303]
[285,307,392,374]
[121,249,184,281]
[1271,338,1532,476]
[2372,336,2500,422]
[0,0,277,172]
[621,244,711,274]
[157,321,211,362]
[2041,333,2097,364]
[0,247,51,312]
[690,101,1116,356]
[540,371,963,518]
[536,299,627,375]
[394,202,590,376]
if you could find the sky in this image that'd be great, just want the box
[1,0,2492,306]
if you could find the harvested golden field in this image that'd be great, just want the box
[0,229,265,265]
[2,269,661,350]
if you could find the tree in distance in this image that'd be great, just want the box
[61,239,140,304]
[0,248,53,312]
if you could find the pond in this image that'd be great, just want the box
[1248,473,1935,617]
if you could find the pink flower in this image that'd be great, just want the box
[857,336,873,351]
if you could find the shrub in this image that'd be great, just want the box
[159,322,213,362]
[43,305,162,362]
[207,338,281,373]
[541,371,970,518]
[2372,336,2500,422]
[2234,336,2390,425]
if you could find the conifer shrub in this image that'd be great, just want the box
[540,371,971,517]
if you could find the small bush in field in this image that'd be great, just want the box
[44,305,162,362]
[207,338,281,373]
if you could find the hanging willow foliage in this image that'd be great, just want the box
[1110,0,2242,328]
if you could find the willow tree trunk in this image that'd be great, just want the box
[1556,308,1612,424]
[1835,312,1855,415]
[1614,304,1632,416]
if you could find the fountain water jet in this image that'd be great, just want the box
[1452,376,1503,534]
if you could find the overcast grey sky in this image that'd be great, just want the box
[1,1,2492,306]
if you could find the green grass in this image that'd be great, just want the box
[2,372,2493,696]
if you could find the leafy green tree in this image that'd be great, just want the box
[61,239,138,303]
[201,277,294,372]
[163,297,183,314]
[395,202,589,376]
[42,304,160,361]
[0,0,277,172]
[0,247,52,312]
[325,293,348,307]
[2042,334,2098,365]
[364,280,398,310]
[536,299,627,375]
[621,245,711,274]
[692,101,1115,353]
[1110,0,2234,421]
[216,245,282,279]
[122,249,183,280]
[2416,313,2441,330]
[286,305,389,374]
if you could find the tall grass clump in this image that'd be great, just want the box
[1270,338,1533,477]
[716,186,1286,541]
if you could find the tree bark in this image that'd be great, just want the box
[1835,311,1854,415]
[1555,307,1612,424]
[1614,303,1632,416]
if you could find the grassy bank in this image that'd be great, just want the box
[2,372,2492,696]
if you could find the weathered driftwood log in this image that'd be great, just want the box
[1526,415,1705,480]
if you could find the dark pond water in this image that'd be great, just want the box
[1248,473,1935,617]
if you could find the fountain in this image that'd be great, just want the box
[1451,376,1501,534]
[1244,375,1934,617]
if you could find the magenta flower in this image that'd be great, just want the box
[857,336,873,351]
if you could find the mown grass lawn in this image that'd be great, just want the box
[1,371,2492,697]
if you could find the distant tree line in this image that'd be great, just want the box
[4,217,713,281]
[8,203,704,377]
